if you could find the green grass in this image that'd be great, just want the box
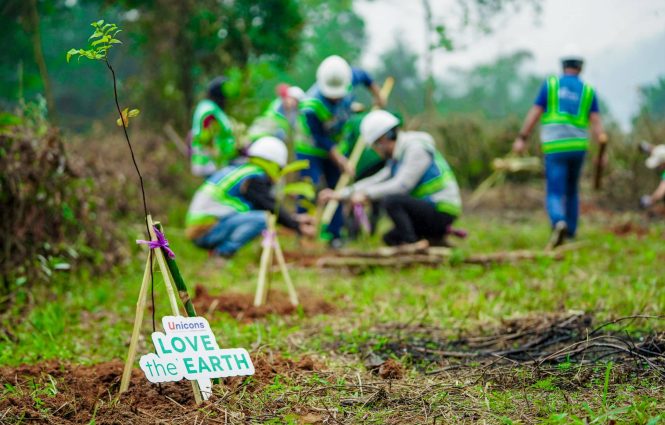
[1,209,664,423]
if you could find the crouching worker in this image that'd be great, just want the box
[640,144,665,210]
[319,110,462,246]
[185,136,315,258]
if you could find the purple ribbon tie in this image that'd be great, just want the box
[261,229,276,248]
[353,203,371,234]
[137,226,176,258]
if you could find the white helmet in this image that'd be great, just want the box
[316,55,352,99]
[561,43,584,63]
[286,86,305,101]
[248,136,288,168]
[360,110,400,146]
[646,145,665,169]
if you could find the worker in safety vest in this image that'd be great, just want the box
[297,55,385,248]
[247,83,306,145]
[337,106,393,237]
[513,45,607,248]
[190,76,238,177]
[640,144,665,210]
[185,136,315,258]
[319,110,462,247]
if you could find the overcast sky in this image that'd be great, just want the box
[355,0,665,129]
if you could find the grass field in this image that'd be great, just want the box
[1,201,664,424]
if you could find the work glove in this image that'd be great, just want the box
[639,195,652,209]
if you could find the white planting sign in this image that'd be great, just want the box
[140,316,254,400]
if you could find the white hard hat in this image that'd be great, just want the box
[561,43,584,63]
[646,145,665,169]
[360,110,400,146]
[316,55,352,99]
[248,136,288,168]
[286,86,305,101]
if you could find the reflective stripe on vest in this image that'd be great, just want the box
[296,98,335,158]
[191,100,236,165]
[392,150,462,217]
[540,76,594,154]
[185,164,264,227]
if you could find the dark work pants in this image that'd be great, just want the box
[382,194,456,246]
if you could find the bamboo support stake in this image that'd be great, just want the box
[262,214,277,305]
[163,123,189,157]
[147,216,180,315]
[254,213,275,307]
[155,223,197,317]
[146,216,204,404]
[273,237,299,306]
[320,143,363,226]
[119,254,153,393]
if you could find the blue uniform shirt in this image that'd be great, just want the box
[534,74,599,115]
[305,67,374,152]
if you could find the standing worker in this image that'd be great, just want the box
[513,46,607,248]
[319,110,462,247]
[297,55,385,248]
[247,83,306,145]
[185,136,315,259]
[640,144,665,210]
[190,76,238,177]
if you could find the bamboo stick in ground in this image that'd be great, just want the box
[147,217,181,316]
[163,123,189,157]
[120,254,153,393]
[254,213,275,307]
[262,215,277,305]
[155,223,197,317]
[273,236,299,306]
[147,216,204,404]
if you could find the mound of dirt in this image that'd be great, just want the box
[193,285,335,321]
[377,359,405,380]
[0,353,322,424]
[610,221,650,237]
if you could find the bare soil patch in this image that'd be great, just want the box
[193,285,336,321]
[0,353,322,424]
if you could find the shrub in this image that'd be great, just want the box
[0,112,124,299]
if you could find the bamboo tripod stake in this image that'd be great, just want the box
[320,76,395,226]
[119,215,207,404]
[254,212,299,307]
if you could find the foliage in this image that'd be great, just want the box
[636,76,665,120]
[110,0,304,129]
[66,20,122,63]
[282,0,366,88]
[276,159,315,215]
[0,111,123,300]
[372,38,426,117]
[437,50,543,120]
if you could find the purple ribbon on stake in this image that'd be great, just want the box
[353,203,371,234]
[136,226,176,259]
[261,229,276,249]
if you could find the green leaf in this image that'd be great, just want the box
[91,36,109,47]
[66,48,79,63]
[88,30,103,40]
[109,39,122,44]
[283,181,316,199]
[94,19,104,27]
[128,109,140,117]
[280,159,310,176]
